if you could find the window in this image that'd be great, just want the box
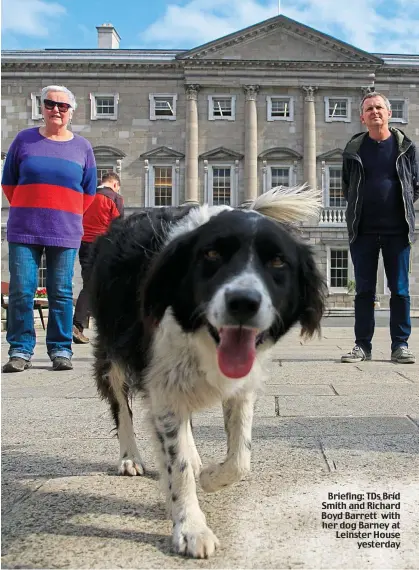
[205,163,238,206]
[267,96,294,121]
[324,97,351,122]
[153,166,173,206]
[212,167,231,205]
[96,165,115,183]
[90,93,119,120]
[38,253,47,287]
[329,248,349,290]
[208,95,236,121]
[31,93,42,120]
[146,164,179,207]
[326,166,345,208]
[270,167,291,188]
[93,146,125,184]
[149,94,177,120]
[389,99,408,123]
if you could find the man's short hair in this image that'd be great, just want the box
[101,172,121,186]
[359,91,391,115]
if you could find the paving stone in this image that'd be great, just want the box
[275,394,419,417]
[2,326,419,568]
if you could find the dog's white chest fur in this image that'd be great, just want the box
[145,310,265,415]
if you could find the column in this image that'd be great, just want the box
[243,85,259,204]
[302,86,318,191]
[185,84,200,204]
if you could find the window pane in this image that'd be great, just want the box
[328,166,345,207]
[154,97,174,116]
[213,98,232,117]
[36,96,42,115]
[328,99,348,118]
[154,166,172,206]
[330,249,349,288]
[271,167,290,187]
[390,100,404,119]
[271,98,290,117]
[97,165,115,183]
[96,97,115,115]
[212,167,231,205]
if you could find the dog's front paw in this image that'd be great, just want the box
[173,520,219,558]
[200,461,248,493]
[118,457,145,476]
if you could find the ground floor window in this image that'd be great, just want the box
[270,166,291,188]
[205,163,238,206]
[153,166,173,206]
[329,248,349,289]
[144,163,179,207]
[96,164,115,183]
[212,167,231,205]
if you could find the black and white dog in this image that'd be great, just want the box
[89,187,326,558]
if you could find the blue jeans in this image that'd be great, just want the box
[7,243,77,361]
[350,234,411,353]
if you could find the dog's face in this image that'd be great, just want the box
[143,210,326,379]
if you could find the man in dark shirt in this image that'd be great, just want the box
[341,92,417,364]
[73,172,124,343]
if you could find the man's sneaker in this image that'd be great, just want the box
[2,357,32,373]
[72,325,90,344]
[52,357,73,371]
[341,345,372,363]
[391,346,416,364]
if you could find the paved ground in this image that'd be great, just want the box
[2,322,419,569]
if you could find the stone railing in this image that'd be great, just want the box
[319,207,346,225]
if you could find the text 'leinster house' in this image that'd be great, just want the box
[1,15,419,313]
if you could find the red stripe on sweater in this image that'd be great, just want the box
[2,184,15,203]
[11,184,84,215]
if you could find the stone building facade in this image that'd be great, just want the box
[2,15,419,313]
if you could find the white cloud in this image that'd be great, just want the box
[139,0,419,54]
[1,0,66,38]
[140,0,279,48]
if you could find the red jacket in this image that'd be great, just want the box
[82,186,124,243]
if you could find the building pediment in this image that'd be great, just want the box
[317,148,344,160]
[93,145,126,158]
[259,147,302,160]
[199,147,244,160]
[140,146,185,159]
[178,15,382,64]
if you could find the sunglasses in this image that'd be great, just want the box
[43,99,72,112]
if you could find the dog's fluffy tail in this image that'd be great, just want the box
[248,184,322,224]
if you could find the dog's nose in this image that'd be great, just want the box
[225,288,262,322]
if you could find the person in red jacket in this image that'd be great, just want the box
[73,172,124,343]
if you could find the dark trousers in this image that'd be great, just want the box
[350,234,411,353]
[73,241,94,332]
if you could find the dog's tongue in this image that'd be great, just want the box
[217,327,257,379]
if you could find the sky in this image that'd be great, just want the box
[1,0,419,54]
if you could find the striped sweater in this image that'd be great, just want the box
[2,127,97,248]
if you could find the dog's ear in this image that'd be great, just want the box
[141,232,195,325]
[298,244,327,339]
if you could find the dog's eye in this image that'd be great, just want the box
[204,249,221,261]
[267,256,284,269]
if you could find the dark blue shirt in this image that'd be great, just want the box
[358,133,407,235]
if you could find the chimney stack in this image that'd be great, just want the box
[96,23,121,49]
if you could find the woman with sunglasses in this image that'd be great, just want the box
[2,85,97,373]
